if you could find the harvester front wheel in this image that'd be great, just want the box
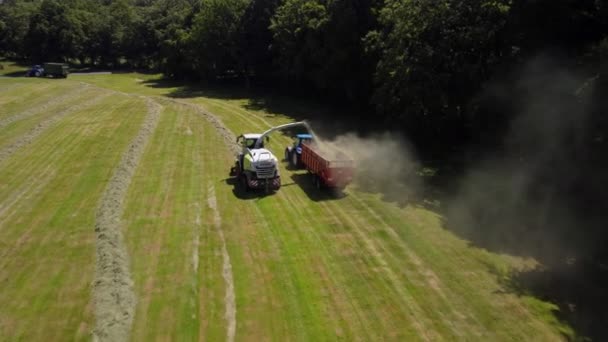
[239,175,249,192]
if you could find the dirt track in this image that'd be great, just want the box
[92,98,162,342]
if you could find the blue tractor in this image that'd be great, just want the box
[284,133,313,169]
[26,65,45,77]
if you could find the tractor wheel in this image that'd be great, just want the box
[291,151,299,169]
[34,71,41,77]
[284,148,290,162]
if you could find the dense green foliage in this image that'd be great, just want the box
[2,0,607,139]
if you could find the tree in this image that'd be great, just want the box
[23,0,73,62]
[239,0,282,83]
[189,0,250,80]
[270,0,329,87]
[0,1,38,58]
[367,0,511,134]
[270,0,378,102]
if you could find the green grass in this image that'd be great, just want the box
[0,72,571,341]
[0,59,29,76]
[0,85,147,340]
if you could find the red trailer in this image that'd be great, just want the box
[300,141,355,190]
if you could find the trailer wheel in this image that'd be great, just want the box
[312,175,322,190]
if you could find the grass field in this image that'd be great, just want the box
[0,64,570,341]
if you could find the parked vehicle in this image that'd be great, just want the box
[43,63,69,78]
[26,65,44,77]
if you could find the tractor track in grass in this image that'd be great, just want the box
[325,199,436,340]
[92,98,162,342]
[0,164,56,229]
[0,91,112,165]
[156,98,240,155]
[0,85,89,129]
[0,94,127,266]
[261,194,369,339]
[0,82,27,93]
[206,99,274,128]
[278,191,381,339]
[192,202,202,275]
[0,97,127,232]
[207,184,237,342]
[345,195,467,337]
[0,83,55,116]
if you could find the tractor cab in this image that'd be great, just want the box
[285,133,314,168]
[293,134,313,149]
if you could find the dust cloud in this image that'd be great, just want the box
[445,56,600,264]
[303,55,605,339]
[316,132,423,202]
[312,55,604,265]
[440,56,608,340]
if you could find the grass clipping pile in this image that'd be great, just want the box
[92,98,162,341]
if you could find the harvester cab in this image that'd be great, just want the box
[231,133,280,193]
[230,122,312,193]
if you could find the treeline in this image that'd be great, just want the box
[1,0,608,142]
